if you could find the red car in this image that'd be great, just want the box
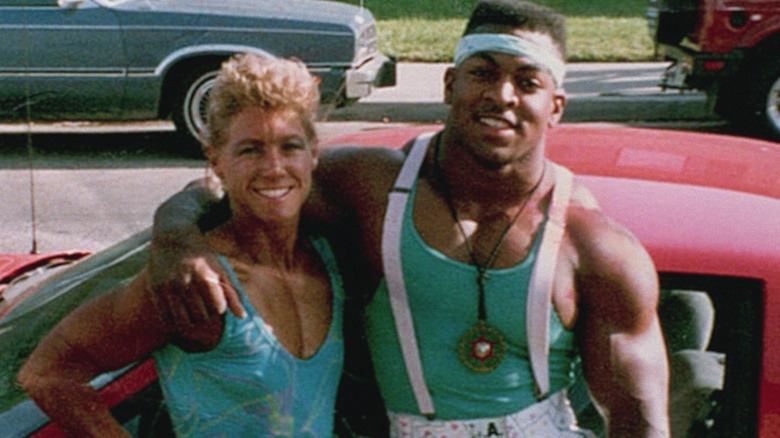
[1,124,778,437]
[647,0,780,140]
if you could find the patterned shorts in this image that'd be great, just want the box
[388,390,597,438]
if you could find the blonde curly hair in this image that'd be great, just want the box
[204,53,320,149]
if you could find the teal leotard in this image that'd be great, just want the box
[152,235,344,437]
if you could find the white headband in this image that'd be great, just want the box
[453,33,565,87]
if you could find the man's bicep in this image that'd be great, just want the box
[577,237,669,435]
[585,300,667,395]
[578,234,663,374]
[153,176,223,237]
[590,316,670,436]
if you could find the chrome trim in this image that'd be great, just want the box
[123,64,335,79]
[344,53,396,98]
[154,44,351,76]
[154,44,274,76]
[0,70,125,78]
[0,399,49,438]
[26,23,351,37]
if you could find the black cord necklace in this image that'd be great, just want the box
[433,136,546,372]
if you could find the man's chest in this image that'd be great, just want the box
[411,181,545,269]
[360,177,579,330]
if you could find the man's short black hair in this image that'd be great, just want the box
[463,0,566,58]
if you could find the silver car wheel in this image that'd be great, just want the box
[182,70,218,142]
[766,74,780,137]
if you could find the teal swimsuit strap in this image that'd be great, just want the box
[214,235,344,314]
[307,235,345,303]
[215,254,254,317]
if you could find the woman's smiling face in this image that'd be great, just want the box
[208,106,318,225]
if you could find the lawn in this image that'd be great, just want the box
[337,0,655,62]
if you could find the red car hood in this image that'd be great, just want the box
[323,123,780,199]
[0,252,91,321]
[0,252,91,285]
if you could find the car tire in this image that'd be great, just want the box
[171,65,220,157]
[759,66,780,141]
[738,56,780,141]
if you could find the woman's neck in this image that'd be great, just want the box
[220,214,301,270]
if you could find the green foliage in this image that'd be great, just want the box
[377,19,464,63]
[343,0,646,18]
[340,0,478,19]
[567,17,653,62]
[335,0,654,62]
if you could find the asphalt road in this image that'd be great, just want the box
[0,62,751,253]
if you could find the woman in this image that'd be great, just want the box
[18,53,344,437]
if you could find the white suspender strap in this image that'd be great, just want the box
[381,131,437,417]
[526,163,574,399]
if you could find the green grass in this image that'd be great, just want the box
[337,0,655,62]
[567,17,652,62]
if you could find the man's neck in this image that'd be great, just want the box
[431,135,548,217]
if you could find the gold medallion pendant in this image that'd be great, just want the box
[457,322,506,373]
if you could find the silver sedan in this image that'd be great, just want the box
[0,0,396,153]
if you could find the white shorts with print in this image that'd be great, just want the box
[388,390,597,438]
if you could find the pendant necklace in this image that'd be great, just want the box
[433,138,546,372]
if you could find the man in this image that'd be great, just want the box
[150,1,670,436]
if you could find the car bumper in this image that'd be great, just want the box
[657,44,742,90]
[344,53,397,99]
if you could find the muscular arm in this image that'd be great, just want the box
[150,175,245,324]
[153,176,224,236]
[308,145,404,289]
[18,271,170,438]
[572,210,670,438]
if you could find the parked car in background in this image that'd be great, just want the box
[2,124,779,437]
[647,0,780,142]
[0,0,395,153]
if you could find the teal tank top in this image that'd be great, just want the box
[365,180,577,420]
[152,235,344,437]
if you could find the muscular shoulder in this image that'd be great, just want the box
[565,182,659,328]
[307,145,407,225]
[319,144,406,185]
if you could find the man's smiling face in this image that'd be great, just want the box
[444,28,566,169]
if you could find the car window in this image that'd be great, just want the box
[571,272,764,437]
[1,0,56,6]
[656,273,762,438]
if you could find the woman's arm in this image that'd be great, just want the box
[18,271,170,438]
